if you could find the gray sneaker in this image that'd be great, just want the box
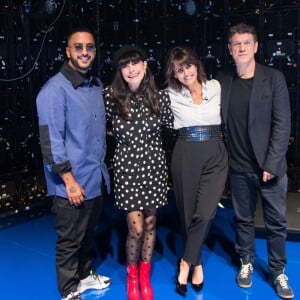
[273,273,294,299]
[236,259,253,288]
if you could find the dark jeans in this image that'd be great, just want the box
[52,196,103,297]
[230,170,288,277]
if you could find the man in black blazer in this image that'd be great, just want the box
[217,23,294,299]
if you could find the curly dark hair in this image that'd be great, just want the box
[165,45,207,92]
[110,50,160,120]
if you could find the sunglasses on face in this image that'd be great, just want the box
[68,43,96,53]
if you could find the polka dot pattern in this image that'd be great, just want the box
[104,87,173,211]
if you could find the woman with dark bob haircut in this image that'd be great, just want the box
[165,45,228,296]
[104,45,173,300]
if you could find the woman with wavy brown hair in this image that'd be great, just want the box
[165,45,228,296]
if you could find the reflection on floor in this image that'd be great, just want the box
[0,192,299,300]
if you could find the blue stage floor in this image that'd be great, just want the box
[0,194,299,300]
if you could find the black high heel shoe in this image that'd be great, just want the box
[191,281,204,292]
[176,280,187,296]
[175,259,189,296]
[191,265,204,292]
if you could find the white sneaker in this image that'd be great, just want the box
[77,270,111,293]
[61,291,81,300]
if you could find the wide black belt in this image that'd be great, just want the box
[177,125,223,142]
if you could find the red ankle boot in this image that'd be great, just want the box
[126,264,140,300]
[139,261,153,300]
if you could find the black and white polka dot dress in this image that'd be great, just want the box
[104,87,173,211]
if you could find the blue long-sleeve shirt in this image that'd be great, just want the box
[36,62,110,200]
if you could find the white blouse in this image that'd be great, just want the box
[166,79,221,129]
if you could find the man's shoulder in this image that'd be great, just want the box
[254,63,288,87]
[37,72,71,100]
[43,71,67,87]
[256,62,283,77]
[215,68,234,87]
[215,67,234,80]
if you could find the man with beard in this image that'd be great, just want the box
[36,26,111,300]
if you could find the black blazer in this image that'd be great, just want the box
[217,62,291,177]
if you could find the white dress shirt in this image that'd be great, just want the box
[166,79,221,129]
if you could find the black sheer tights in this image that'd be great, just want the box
[126,208,157,265]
